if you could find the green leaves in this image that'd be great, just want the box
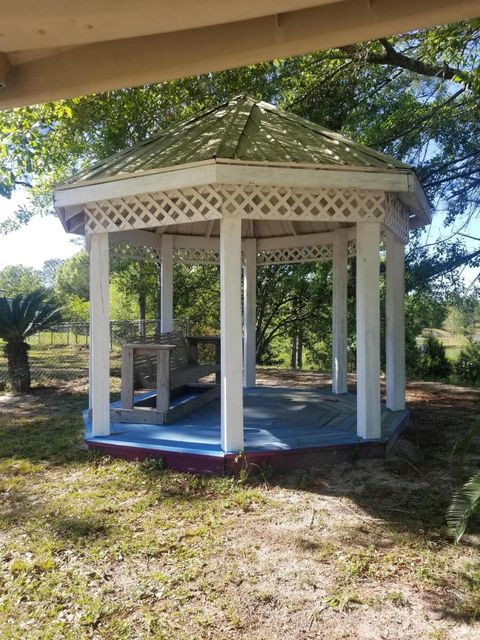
[447,472,480,543]
[0,265,43,297]
[0,290,62,342]
[1,20,479,238]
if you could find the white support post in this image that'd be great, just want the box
[243,238,257,388]
[356,222,381,439]
[332,231,348,394]
[89,232,110,437]
[220,217,244,452]
[386,230,406,411]
[160,234,174,333]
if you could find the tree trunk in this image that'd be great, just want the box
[297,327,304,369]
[138,290,146,338]
[290,333,297,369]
[4,341,31,392]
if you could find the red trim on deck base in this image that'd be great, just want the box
[86,442,225,475]
[87,412,409,476]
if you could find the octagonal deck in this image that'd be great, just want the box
[84,387,408,475]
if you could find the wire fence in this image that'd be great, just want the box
[27,318,191,348]
[0,318,190,388]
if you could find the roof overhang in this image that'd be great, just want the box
[1,0,479,109]
[55,157,432,232]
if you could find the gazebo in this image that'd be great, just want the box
[54,95,431,474]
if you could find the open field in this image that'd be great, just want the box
[0,344,122,387]
[418,329,473,362]
[1,369,480,639]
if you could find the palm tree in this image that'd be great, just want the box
[446,421,480,542]
[447,472,480,542]
[0,290,62,393]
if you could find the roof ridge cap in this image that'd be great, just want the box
[226,99,256,158]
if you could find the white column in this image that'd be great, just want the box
[243,238,257,388]
[89,232,110,437]
[220,217,244,452]
[386,231,406,411]
[160,234,174,333]
[87,235,93,411]
[356,222,381,439]
[332,231,348,394]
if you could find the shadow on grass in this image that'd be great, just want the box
[241,382,480,623]
[0,387,90,464]
[52,515,110,541]
[2,377,480,623]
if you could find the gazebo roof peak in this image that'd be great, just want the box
[65,94,411,186]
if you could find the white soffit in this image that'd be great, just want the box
[1,0,478,108]
[55,159,431,225]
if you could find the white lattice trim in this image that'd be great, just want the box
[84,183,403,235]
[384,194,409,243]
[85,185,222,234]
[110,240,160,264]
[112,240,343,266]
[257,244,334,264]
[174,247,220,265]
[220,185,387,222]
[174,244,345,265]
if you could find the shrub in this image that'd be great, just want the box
[406,332,422,376]
[418,335,452,379]
[455,340,480,385]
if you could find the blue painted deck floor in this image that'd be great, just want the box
[84,386,408,456]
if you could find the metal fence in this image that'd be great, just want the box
[0,318,191,388]
[28,318,191,348]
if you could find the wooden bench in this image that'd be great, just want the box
[112,332,220,424]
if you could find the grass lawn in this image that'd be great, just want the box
[0,344,122,387]
[1,370,480,639]
[418,329,470,362]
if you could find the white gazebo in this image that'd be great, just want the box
[54,96,431,471]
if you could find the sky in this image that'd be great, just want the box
[0,189,479,288]
[0,190,81,270]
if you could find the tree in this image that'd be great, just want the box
[111,260,159,329]
[40,258,64,289]
[447,472,480,543]
[1,20,479,367]
[55,251,89,300]
[256,263,331,365]
[443,307,465,335]
[0,265,43,297]
[443,296,480,338]
[3,22,478,234]
[173,264,220,334]
[0,291,62,392]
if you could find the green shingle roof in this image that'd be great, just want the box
[68,95,410,184]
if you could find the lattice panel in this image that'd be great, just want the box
[219,185,387,223]
[85,185,222,234]
[109,240,160,264]
[257,244,334,265]
[174,248,220,265]
[83,183,405,235]
[384,193,409,243]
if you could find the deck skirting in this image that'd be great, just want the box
[84,387,409,476]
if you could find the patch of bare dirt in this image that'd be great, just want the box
[200,371,480,640]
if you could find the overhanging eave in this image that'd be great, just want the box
[1,0,479,109]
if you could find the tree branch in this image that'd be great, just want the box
[342,39,467,84]
[374,87,465,146]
